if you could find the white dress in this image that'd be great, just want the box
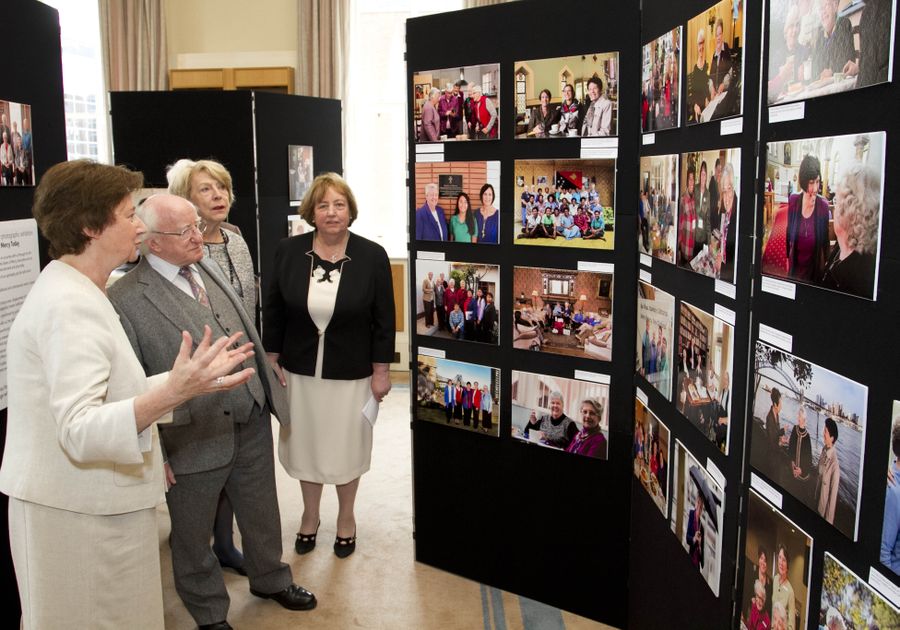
[278,257,373,485]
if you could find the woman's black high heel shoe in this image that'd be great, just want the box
[294,520,320,555]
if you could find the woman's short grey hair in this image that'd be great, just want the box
[753,579,765,600]
[836,161,881,255]
[825,607,846,630]
[581,398,603,416]
[469,84,483,96]
[772,602,787,623]
[549,391,564,403]
[425,182,438,194]
[429,87,441,99]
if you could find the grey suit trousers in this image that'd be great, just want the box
[166,405,292,625]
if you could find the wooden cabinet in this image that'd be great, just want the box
[169,67,294,93]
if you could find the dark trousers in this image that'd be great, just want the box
[436,302,445,328]
[165,405,292,625]
[444,404,453,423]
[482,409,493,430]
[424,300,434,326]
[463,406,472,426]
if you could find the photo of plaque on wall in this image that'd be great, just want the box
[413,160,501,244]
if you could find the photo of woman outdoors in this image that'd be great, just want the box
[685,0,745,125]
[636,281,675,401]
[513,158,616,250]
[880,401,900,576]
[767,0,895,105]
[514,52,619,138]
[416,355,500,437]
[676,147,741,283]
[749,342,867,540]
[511,266,613,362]
[634,399,670,517]
[818,553,900,629]
[638,154,678,263]
[510,370,610,460]
[413,64,500,142]
[669,440,724,596]
[642,27,682,132]
[761,132,884,300]
[415,260,500,346]
[675,302,734,454]
[740,490,812,630]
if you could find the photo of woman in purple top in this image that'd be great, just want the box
[786,154,831,282]
[566,399,608,459]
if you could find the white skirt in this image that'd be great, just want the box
[279,365,373,485]
[9,498,163,630]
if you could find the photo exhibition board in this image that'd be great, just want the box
[407,2,641,626]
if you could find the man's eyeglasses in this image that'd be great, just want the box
[151,221,206,239]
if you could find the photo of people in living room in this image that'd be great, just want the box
[760,132,884,300]
[415,259,500,346]
[642,27,682,132]
[416,355,500,437]
[749,341,867,540]
[413,64,500,142]
[767,0,895,105]
[413,160,501,244]
[675,301,734,454]
[634,398,670,517]
[513,159,615,250]
[0,99,35,187]
[739,489,813,630]
[636,281,675,401]
[669,440,724,597]
[638,154,679,263]
[510,370,609,460]
[511,265,613,362]
[676,147,741,283]
[685,0,745,125]
[513,51,619,138]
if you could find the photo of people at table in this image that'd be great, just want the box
[739,489,812,630]
[513,51,619,139]
[642,27,681,132]
[676,147,741,283]
[416,355,500,437]
[415,259,500,346]
[513,159,615,250]
[749,341,867,540]
[511,266,613,362]
[636,281,675,401]
[414,161,501,244]
[639,154,678,263]
[761,132,884,300]
[510,370,609,460]
[669,440,724,596]
[767,0,895,105]
[413,64,500,142]
[880,401,900,576]
[685,0,745,125]
[818,552,900,629]
[0,100,35,187]
[634,399,670,517]
[676,302,734,454]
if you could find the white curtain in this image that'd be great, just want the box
[98,0,168,91]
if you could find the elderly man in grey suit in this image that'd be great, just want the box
[109,194,316,630]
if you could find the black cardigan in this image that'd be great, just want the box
[263,231,396,379]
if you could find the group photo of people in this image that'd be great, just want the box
[415,260,500,346]
[669,441,724,597]
[676,147,741,283]
[415,355,500,437]
[511,266,614,362]
[675,302,734,454]
[633,399,670,517]
[767,0,895,105]
[685,0,745,124]
[510,370,610,460]
[513,159,616,250]
[818,553,900,629]
[761,132,884,300]
[636,280,675,401]
[288,144,313,203]
[749,342,867,540]
[413,161,501,244]
[638,154,678,263]
[413,64,500,142]
[641,27,682,132]
[513,52,619,139]
[740,490,812,630]
[0,100,35,187]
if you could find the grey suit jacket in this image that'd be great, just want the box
[109,257,290,475]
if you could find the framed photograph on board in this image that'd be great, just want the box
[416,355,500,437]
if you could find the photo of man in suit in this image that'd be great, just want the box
[415,182,448,241]
[109,194,316,630]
